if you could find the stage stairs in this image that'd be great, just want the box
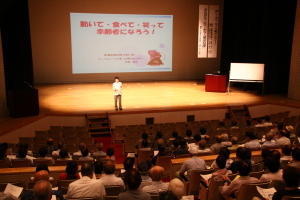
[228,105,251,120]
[86,113,111,136]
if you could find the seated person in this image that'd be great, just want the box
[210,135,225,152]
[261,132,278,148]
[30,163,54,181]
[198,140,212,153]
[45,138,57,154]
[152,145,169,165]
[98,161,124,188]
[288,147,300,168]
[141,166,169,194]
[219,160,258,200]
[37,146,54,165]
[259,156,283,182]
[221,133,232,147]
[200,127,207,139]
[244,132,261,149]
[280,145,292,162]
[52,141,64,156]
[211,147,233,169]
[104,147,116,161]
[275,130,291,146]
[138,161,153,190]
[204,135,211,146]
[263,115,273,126]
[0,145,9,161]
[171,139,180,152]
[93,143,106,156]
[118,169,151,200]
[255,118,264,127]
[139,139,152,151]
[169,131,178,141]
[184,129,193,140]
[135,133,151,149]
[168,178,184,200]
[58,161,80,181]
[188,134,201,149]
[79,148,93,161]
[272,165,300,200]
[257,149,271,171]
[94,161,104,179]
[228,136,239,150]
[159,191,179,200]
[13,147,33,164]
[118,157,134,178]
[173,138,189,156]
[73,142,86,156]
[230,121,239,129]
[228,147,253,174]
[57,148,71,160]
[217,121,226,130]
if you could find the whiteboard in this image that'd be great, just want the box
[229,63,264,81]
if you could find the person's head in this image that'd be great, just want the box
[193,134,201,142]
[46,139,54,146]
[138,161,151,176]
[39,146,48,157]
[186,129,192,137]
[199,140,207,150]
[264,115,271,122]
[219,147,230,159]
[34,170,50,183]
[94,161,103,175]
[215,135,222,143]
[189,146,199,156]
[123,157,135,171]
[292,147,300,162]
[156,131,163,139]
[245,132,256,141]
[173,139,180,148]
[265,132,274,141]
[264,157,280,173]
[257,118,262,124]
[204,135,210,143]
[57,141,64,150]
[283,165,300,188]
[237,160,252,176]
[246,120,252,126]
[231,136,238,145]
[104,161,115,174]
[232,121,238,126]
[261,149,271,160]
[78,142,86,151]
[200,127,207,135]
[270,150,281,160]
[124,168,142,190]
[33,180,52,200]
[81,148,89,157]
[172,131,178,138]
[18,142,28,150]
[179,138,187,147]
[159,191,179,200]
[36,164,49,173]
[219,121,225,127]
[277,122,285,131]
[66,161,78,177]
[18,148,28,158]
[59,148,69,158]
[150,166,164,181]
[96,143,103,151]
[114,77,119,82]
[142,133,148,140]
[282,145,292,156]
[141,139,149,148]
[221,133,229,142]
[216,155,227,169]
[168,178,184,199]
[236,147,251,160]
[158,145,166,153]
[81,162,94,178]
[106,147,115,157]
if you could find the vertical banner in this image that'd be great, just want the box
[207,5,219,58]
[198,5,208,58]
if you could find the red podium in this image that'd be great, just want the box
[205,74,227,92]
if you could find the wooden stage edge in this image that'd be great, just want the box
[1,80,300,136]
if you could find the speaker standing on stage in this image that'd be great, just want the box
[113,77,123,111]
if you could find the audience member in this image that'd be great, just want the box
[169,131,178,141]
[79,148,93,161]
[221,133,232,147]
[198,140,212,153]
[263,115,273,126]
[257,149,271,171]
[245,120,253,128]
[171,139,180,152]
[275,130,291,146]
[99,161,124,187]
[219,160,258,200]
[210,135,225,152]
[94,161,104,179]
[230,121,239,129]
[37,146,54,165]
[289,147,300,168]
[173,138,189,156]
[153,131,163,150]
[167,178,184,200]
[228,136,239,150]
[139,139,152,151]
[261,132,277,148]
[159,191,179,200]
[105,147,116,161]
[138,161,153,190]
[228,147,253,174]
[73,142,86,156]
[67,163,106,200]
[255,118,264,127]
[188,134,201,149]
[58,148,71,160]
[204,135,211,146]
[135,133,150,149]
[52,141,64,156]
[244,132,261,149]
[58,161,80,180]
[33,180,52,200]
[142,166,169,194]
[45,139,56,154]
[0,145,9,161]
[93,143,106,156]
[184,129,193,139]
[30,163,54,181]
[259,156,283,182]
[280,145,292,162]
[211,147,233,169]
[217,121,226,130]
[152,145,169,165]
[119,157,135,178]
[118,169,151,200]
[272,166,300,200]
[200,127,207,138]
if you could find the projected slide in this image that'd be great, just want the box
[70,13,173,73]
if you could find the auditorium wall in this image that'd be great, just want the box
[28,0,223,84]
[0,34,7,117]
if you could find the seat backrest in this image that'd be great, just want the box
[78,137,94,145]
[251,163,260,172]
[269,180,286,192]
[34,137,48,144]
[35,131,49,138]
[249,171,264,179]
[0,159,11,168]
[137,150,154,164]
[104,185,124,196]
[187,169,214,195]
[33,159,54,167]
[175,154,191,159]
[156,156,173,177]
[55,159,71,166]
[65,144,78,153]
[11,159,32,168]
[207,176,224,200]
[237,182,270,200]
[65,138,79,145]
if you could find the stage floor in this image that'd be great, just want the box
[36,80,300,114]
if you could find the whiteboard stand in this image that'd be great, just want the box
[227,79,264,96]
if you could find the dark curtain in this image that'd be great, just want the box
[220,0,297,94]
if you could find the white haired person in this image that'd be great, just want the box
[168,178,184,200]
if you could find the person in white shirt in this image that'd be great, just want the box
[263,115,273,126]
[93,143,106,156]
[141,166,169,194]
[275,131,291,146]
[188,134,201,150]
[244,132,261,149]
[73,142,87,156]
[261,132,278,148]
[79,148,94,161]
[259,157,283,182]
[255,118,264,127]
[52,141,64,156]
[138,161,153,190]
[112,76,123,111]
[98,161,124,188]
[198,140,212,153]
[280,145,292,162]
[67,163,106,200]
[221,133,232,147]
